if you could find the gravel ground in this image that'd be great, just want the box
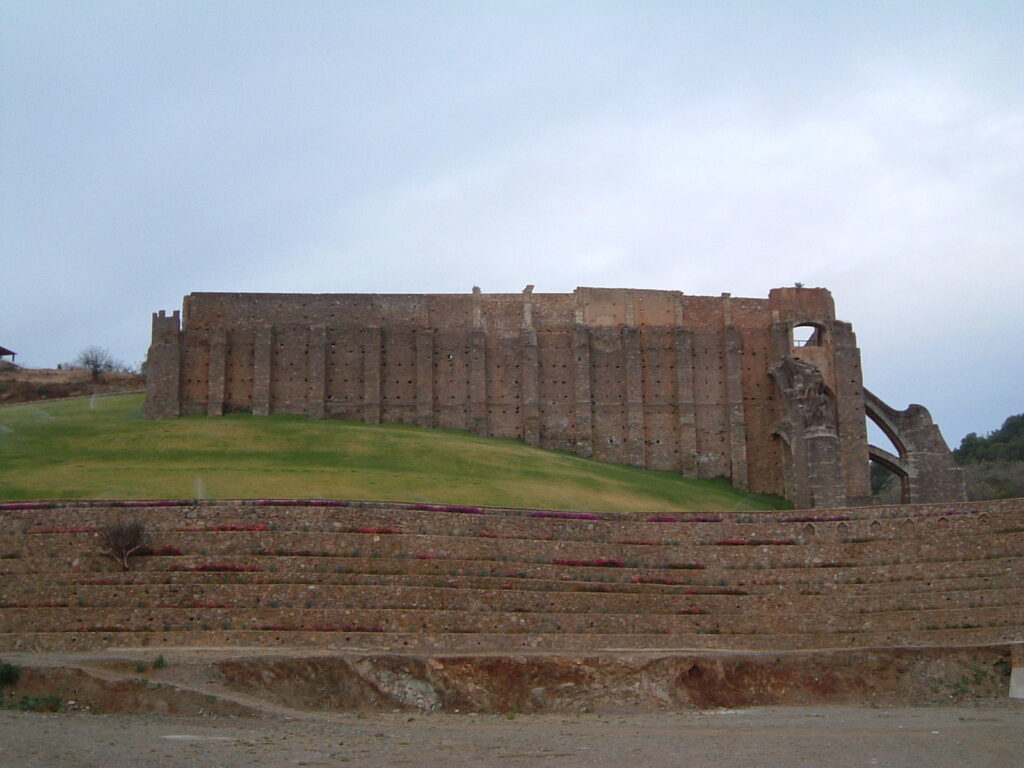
[1,704,1022,768]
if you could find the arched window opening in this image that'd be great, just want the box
[792,323,825,348]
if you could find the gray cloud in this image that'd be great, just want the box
[3,1,1021,445]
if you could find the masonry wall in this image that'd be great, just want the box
[1,498,1020,654]
[144,287,881,507]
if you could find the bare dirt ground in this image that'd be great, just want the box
[1,703,1022,768]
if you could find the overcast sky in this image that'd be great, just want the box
[2,1,1021,448]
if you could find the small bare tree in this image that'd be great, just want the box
[75,346,119,381]
[99,520,147,571]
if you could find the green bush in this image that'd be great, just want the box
[955,414,1024,463]
[962,459,1024,500]
[15,695,62,713]
[0,659,20,686]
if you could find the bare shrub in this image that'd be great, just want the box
[75,346,117,380]
[74,347,135,381]
[99,520,147,571]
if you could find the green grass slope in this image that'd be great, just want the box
[0,394,789,512]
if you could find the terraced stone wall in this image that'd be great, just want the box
[1,498,1020,654]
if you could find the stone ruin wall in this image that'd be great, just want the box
[144,286,964,509]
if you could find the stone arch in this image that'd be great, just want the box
[863,389,966,504]
[864,394,908,460]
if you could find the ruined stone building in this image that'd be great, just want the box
[144,286,965,508]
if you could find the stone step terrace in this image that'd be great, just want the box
[1,498,1021,653]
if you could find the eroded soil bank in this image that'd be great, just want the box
[1,645,1014,717]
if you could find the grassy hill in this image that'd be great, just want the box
[0,394,788,512]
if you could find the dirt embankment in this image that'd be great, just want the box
[209,647,1017,713]
[0,368,144,404]
[1,646,1014,718]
